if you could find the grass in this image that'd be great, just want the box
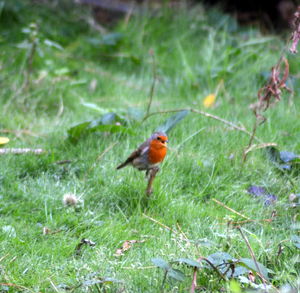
[0,1,299,292]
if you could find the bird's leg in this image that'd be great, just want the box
[146,167,159,196]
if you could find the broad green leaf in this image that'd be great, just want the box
[207,252,233,266]
[67,121,90,143]
[168,268,185,282]
[238,258,269,280]
[67,113,133,143]
[156,110,189,134]
[151,258,170,270]
[173,258,202,268]
[230,266,249,277]
[89,124,134,135]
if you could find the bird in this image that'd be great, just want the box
[116,132,168,175]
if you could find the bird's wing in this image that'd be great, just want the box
[116,139,149,170]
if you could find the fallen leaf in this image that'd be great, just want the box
[0,137,9,145]
[115,240,145,256]
[203,94,216,108]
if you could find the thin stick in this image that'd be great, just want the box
[236,226,267,289]
[218,218,273,226]
[198,257,227,281]
[143,108,262,142]
[142,213,178,235]
[145,50,157,118]
[243,120,259,162]
[176,222,189,240]
[212,198,251,220]
[190,267,198,293]
[0,283,36,292]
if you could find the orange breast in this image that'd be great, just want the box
[148,140,167,164]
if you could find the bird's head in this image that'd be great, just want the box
[150,132,168,148]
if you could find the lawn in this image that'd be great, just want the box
[0,1,299,292]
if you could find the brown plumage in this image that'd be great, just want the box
[116,132,168,172]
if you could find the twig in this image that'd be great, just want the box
[0,283,36,292]
[145,49,157,118]
[190,267,198,293]
[142,213,178,235]
[0,148,44,155]
[218,218,273,226]
[236,226,267,289]
[243,120,259,162]
[212,198,251,220]
[243,142,277,156]
[176,222,189,241]
[198,257,227,281]
[143,108,262,142]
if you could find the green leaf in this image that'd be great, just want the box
[173,258,202,268]
[238,258,269,280]
[151,258,170,271]
[67,121,90,143]
[168,268,185,282]
[89,124,134,135]
[207,252,233,266]
[67,112,133,143]
[156,110,189,134]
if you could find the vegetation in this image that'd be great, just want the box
[0,1,299,292]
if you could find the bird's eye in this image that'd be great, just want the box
[157,137,161,141]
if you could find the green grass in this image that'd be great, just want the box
[0,1,299,292]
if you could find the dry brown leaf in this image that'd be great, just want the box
[115,240,145,257]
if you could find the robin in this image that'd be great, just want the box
[116,131,168,176]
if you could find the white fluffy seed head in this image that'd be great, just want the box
[63,193,78,206]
